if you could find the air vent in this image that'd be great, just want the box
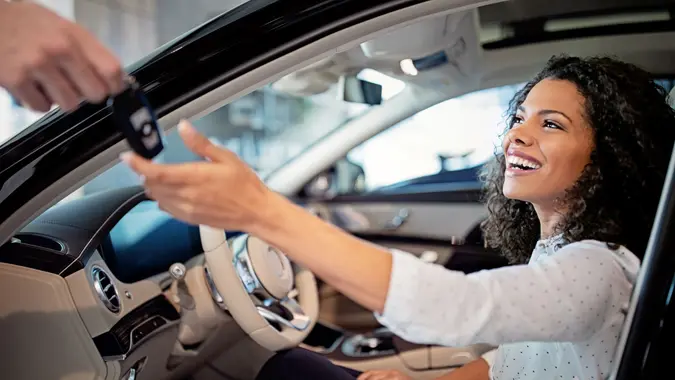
[92,266,120,314]
[14,233,65,252]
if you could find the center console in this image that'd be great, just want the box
[302,321,427,365]
[341,328,397,357]
[300,321,493,378]
[302,321,346,354]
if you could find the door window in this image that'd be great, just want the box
[344,84,523,193]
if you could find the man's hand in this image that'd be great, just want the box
[0,2,124,112]
[357,370,412,380]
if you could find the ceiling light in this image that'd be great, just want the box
[400,59,418,76]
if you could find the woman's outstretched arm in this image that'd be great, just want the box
[252,191,395,313]
[123,121,632,348]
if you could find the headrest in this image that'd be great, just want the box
[670,86,675,109]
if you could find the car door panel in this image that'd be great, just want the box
[305,184,486,237]
[315,236,470,329]
[298,186,509,333]
[307,202,487,242]
[315,237,508,330]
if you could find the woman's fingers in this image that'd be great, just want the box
[121,152,201,185]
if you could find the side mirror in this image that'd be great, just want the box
[303,159,366,199]
[304,171,337,199]
[338,75,383,106]
[335,159,366,194]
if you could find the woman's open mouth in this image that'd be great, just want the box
[506,154,542,173]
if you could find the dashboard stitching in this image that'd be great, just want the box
[35,219,95,232]
[58,189,148,276]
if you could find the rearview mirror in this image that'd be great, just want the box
[338,75,383,105]
[303,158,366,199]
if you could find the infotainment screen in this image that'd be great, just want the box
[102,200,202,283]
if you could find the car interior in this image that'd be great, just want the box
[1,0,675,379]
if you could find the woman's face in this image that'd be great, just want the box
[502,78,595,205]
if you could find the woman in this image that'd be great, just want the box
[122,55,675,379]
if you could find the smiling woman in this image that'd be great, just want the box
[122,54,675,380]
[501,79,596,234]
[483,56,675,266]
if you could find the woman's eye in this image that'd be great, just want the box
[544,120,562,130]
[511,116,524,126]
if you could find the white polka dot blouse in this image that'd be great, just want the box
[375,234,640,380]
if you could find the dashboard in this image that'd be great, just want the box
[0,184,502,380]
[0,186,240,380]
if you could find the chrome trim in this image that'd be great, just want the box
[341,334,396,357]
[128,316,170,348]
[255,297,310,331]
[231,234,274,299]
[101,315,178,362]
[52,237,67,252]
[103,354,128,362]
[169,263,187,280]
[308,335,345,354]
[204,266,225,308]
[91,266,120,314]
[231,234,310,331]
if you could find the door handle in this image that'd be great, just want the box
[384,208,410,230]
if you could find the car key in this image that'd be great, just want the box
[109,76,164,159]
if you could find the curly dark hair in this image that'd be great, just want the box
[481,55,675,264]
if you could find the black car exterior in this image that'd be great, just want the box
[0,1,672,379]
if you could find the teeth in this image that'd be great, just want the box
[507,155,541,169]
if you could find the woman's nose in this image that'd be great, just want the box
[507,125,534,146]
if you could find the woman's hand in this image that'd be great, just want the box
[120,120,279,232]
[123,120,394,314]
[357,369,412,380]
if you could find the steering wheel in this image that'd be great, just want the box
[200,225,319,351]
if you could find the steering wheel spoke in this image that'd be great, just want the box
[256,297,311,331]
[202,227,318,351]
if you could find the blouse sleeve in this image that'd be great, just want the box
[374,242,635,347]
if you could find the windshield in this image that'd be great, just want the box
[64,68,404,201]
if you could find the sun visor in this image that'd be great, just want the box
[271,58,343,96]
[360,11,471,60]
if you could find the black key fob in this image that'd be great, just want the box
[109,77,164,159]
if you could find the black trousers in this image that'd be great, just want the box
[256,348,363,380]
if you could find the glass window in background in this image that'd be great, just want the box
[80,69,406,196]
[346,83,522,191]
